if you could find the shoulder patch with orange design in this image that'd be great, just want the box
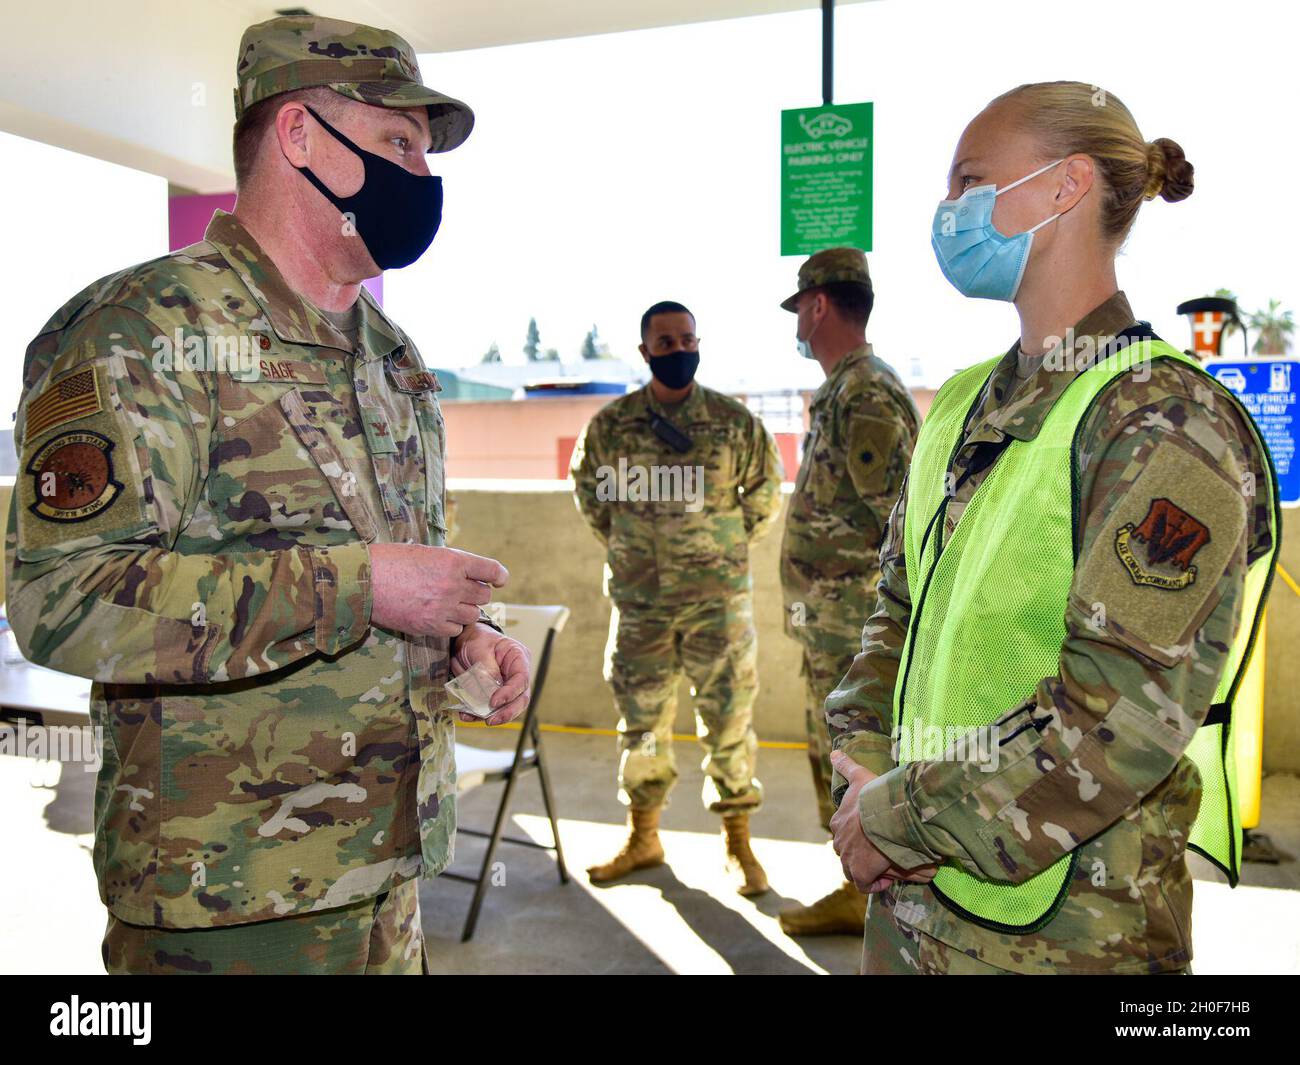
[1114,498,1210,590]
[25,430,123,523]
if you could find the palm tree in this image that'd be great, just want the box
[1249,299,1294,356]
[1214,288,1243,344]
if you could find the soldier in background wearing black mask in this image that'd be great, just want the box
[570,302,784,895]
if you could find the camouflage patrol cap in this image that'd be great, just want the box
[780,246,872,312]
[234,15,474,153]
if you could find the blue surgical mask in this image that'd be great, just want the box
[930,158,1064,301]
[795,310,819,360]
[790,300,821,361]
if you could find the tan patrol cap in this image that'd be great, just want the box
[234,15,474,153]
[780,246,872,312]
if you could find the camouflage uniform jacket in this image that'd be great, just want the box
[571,381,783,606]
[5,210,457,928]
[780,344,919,647]
[826,292,1276,972]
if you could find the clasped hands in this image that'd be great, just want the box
[829,749,939,893]
[370,543,531,726]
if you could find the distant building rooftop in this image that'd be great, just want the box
[430,369,516,402]
[441,357,646,400]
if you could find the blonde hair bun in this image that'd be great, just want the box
[1146,137,1195,202]
[992,82,1193,241]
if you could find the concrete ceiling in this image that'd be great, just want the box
[0,0,871,193]
[255,1,870,53]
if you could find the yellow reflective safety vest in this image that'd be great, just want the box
[894,335,1280,932]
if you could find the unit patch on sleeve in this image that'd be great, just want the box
[25,431,123,523]
[23,367,103,444]
[1114,497,1210,590]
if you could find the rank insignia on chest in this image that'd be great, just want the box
[26,430,123,523]
[1114,497,1210,590]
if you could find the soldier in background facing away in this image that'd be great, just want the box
[571,302,783,896]
[5,15,533,974]
[776,249,919,937]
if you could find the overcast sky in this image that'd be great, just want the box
[384,0,1297,392]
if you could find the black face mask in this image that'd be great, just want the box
[298,106,443,271]
[648,350,700,390]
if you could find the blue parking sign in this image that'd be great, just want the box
[1206,358,1299,506]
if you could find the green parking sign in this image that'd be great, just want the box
[781,102,873,256]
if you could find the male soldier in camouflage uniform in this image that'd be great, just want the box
[826,291,1277,972]
[775,249,919,936]
[571,302,783,895]
[5,16,533,974]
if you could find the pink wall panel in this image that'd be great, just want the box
[168,193,383,305]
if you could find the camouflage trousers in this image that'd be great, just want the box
[604,595,762,813]
[102,878,426,974]
[800,639,859,833]
[860,889,1192,975]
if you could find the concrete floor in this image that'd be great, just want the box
[3,727,1299,974]
[424,728,861,975]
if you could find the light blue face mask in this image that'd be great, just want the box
[930,158,1064,302]
[795,299,821,359]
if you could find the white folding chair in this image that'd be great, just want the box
[445,603,570,941]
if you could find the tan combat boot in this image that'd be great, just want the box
[778,881,867,936]
[722,813,769,897]
[587,806,666,884]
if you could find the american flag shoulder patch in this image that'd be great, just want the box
[24,368,104,444]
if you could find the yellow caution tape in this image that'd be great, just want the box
[1277,562,1300,599]
[456,717,808,750]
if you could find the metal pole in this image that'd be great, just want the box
[822,0,834,105]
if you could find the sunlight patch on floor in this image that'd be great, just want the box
[1190,879,1300,975]
[512,813,849,975]
[0,756,101,975]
